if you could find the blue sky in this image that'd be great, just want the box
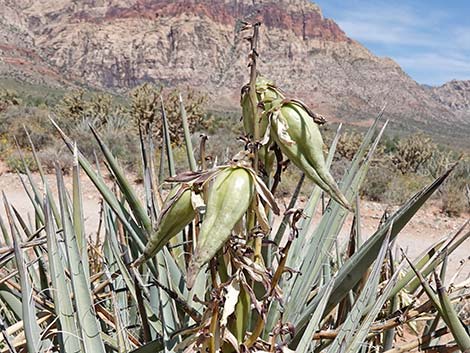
[314,0,470,86]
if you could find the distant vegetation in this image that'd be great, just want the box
[329,130,470,216]
[1,81,469,216]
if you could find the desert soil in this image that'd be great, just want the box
[0,160,469,284]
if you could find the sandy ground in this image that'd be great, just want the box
[1,160,469,285]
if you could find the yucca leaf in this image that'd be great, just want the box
[14,150,48,225]
[296,276,335,352]
[15,173,45,225]
[0,284,22,320]
[161,96,175,177]
[72,146,89,278]
[179,94,197,172]
[326,225,392,353]
[187,263,208,322]
[89,125,153,235]
[405,253,443,313]
[383,248,399,351]
[286,121,388,327]
[0,212,10,246]
[0,314,17,352]
[406,225,470,294]
[56,169,106,353]
[389,233,451,299]
[328,164,454,306]
[3,194,42,352]
[158,138,166,186]
[129,339,164,353]
[103,205,163,335]
[434,272,470,351]
[103,266,132,353]
[139,126,160,223]
[421,254,449,348]
[155,251,180,350]
[344,260,405,353]
[405,255,470,351]
[23,130,61,226]
[297,164,455,332]
[50,119,150,251]
[45,199,81,353]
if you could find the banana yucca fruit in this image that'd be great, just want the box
[270,101,353,211]
[241,76,284,138]
[187,167,254,288]
[241,76,283,174]
[134,185,195,267]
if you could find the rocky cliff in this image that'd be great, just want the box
[0,0,468,140]
[429,80,470,122]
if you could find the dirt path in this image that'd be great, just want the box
[1,161,469,284]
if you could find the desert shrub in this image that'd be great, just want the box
[392,133,435,174]
[65,114,138,167]
[336,131,363,160]
[384,173,432,204]
[50,85,209,168]
[131,83,210,145]
[36,144,74,174]
[437,157,470,216]
[0,105,53,150]
[4,150,38,173]
[54,90,125,130]
[0,88,21,113]
[440,178,469,216]
[361,162,395,202]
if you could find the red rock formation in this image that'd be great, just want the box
[1,0,468,142]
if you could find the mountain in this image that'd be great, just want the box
[428,80,470,122]
[0,1,72,88]
[1,0,469,143]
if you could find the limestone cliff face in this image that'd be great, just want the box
[0,0,468,136]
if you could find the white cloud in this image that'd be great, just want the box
[330,2,443,47]
[336,19,435,47]
[394,53,470,85]
[452,27,470,50]
[315,0,470,84]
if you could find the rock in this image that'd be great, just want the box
[1,0,469,143]
[427,80,470,122]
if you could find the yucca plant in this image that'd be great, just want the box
[0,23,469,353]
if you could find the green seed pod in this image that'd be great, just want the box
[134,185,195,266]
[271,101,352,211]
[187,167,254,288]
[241,76,284,138]
[241,77,283,177]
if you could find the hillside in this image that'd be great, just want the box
[1,0,469,143]
[428,80,470,122]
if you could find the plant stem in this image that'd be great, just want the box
[244,219,295,348]
[246,23,263,263]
